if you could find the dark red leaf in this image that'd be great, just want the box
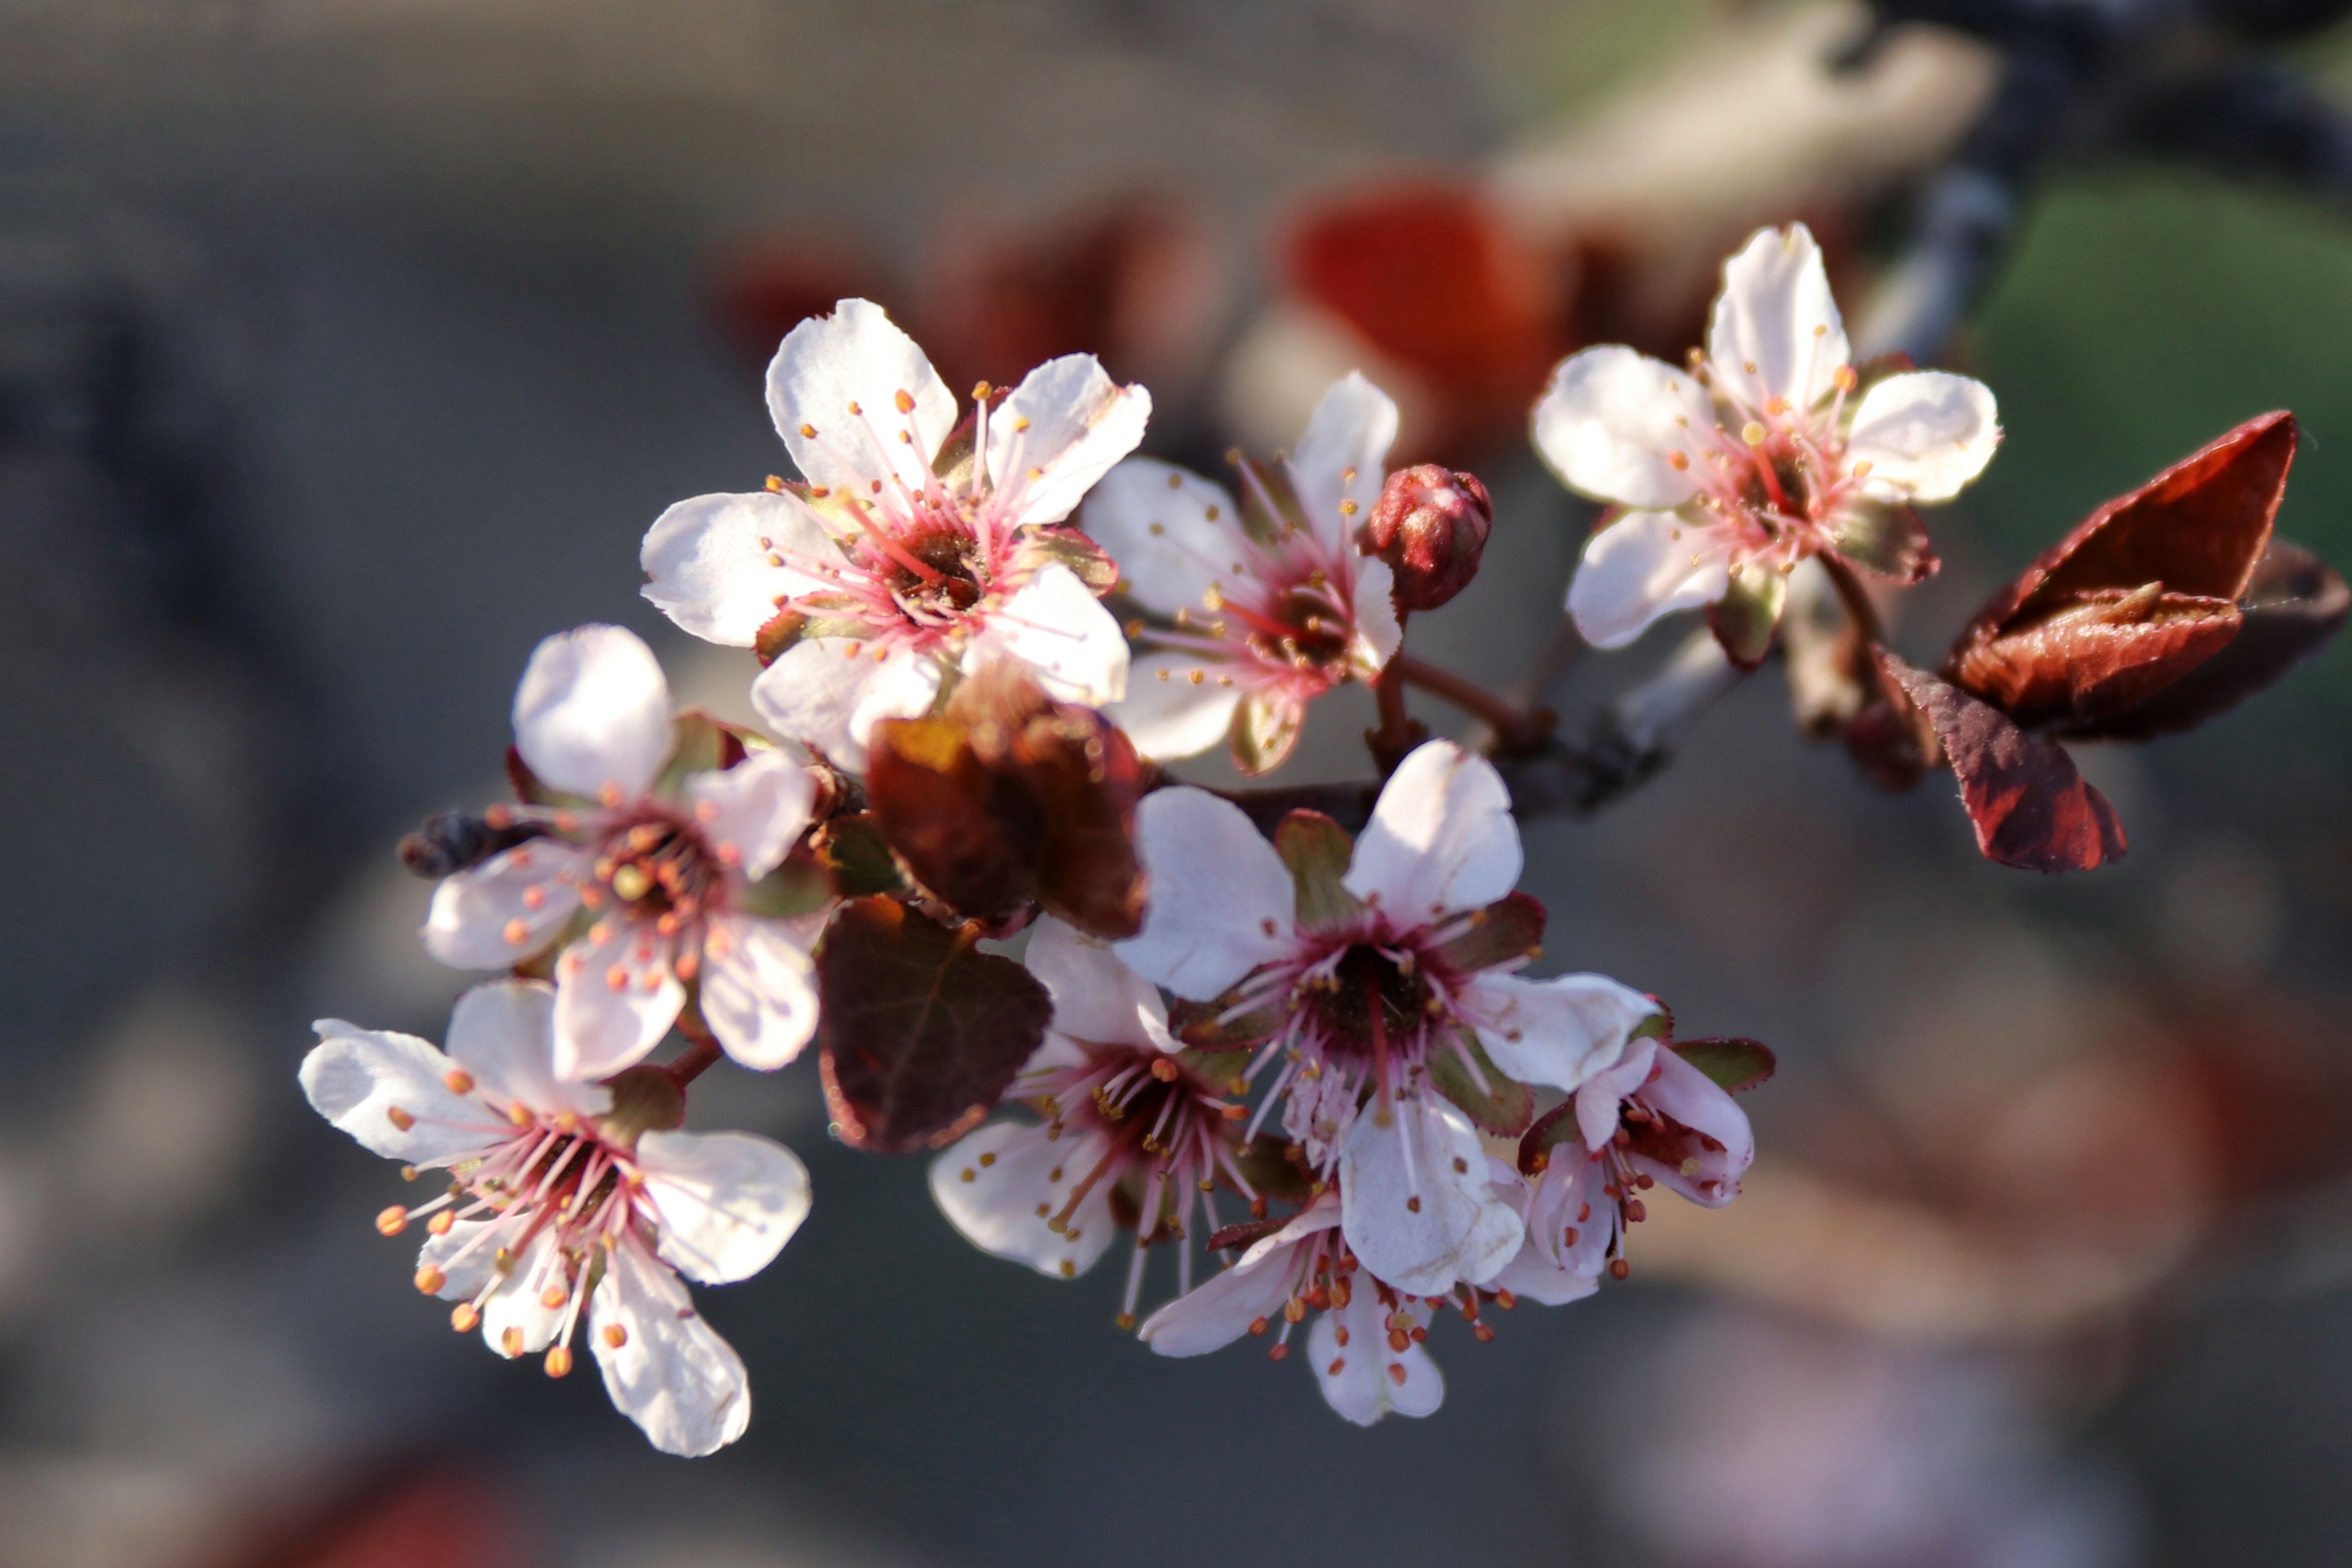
[814,895,1053,1153]
[2065,541,2350,740]
[1670,1037,1777,1093]
[867,716,1039,921]
[1949,585,2245,730]
[1517,1097,1581,1177]
[1953,411,2295,657]
[866,666,1146,939]
[1878,652,2128,873]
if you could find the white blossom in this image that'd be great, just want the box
[641,298,1147,769]
[300,981,810,1456]
[1083,373,1403,774]
[423,624,824,1082]
[1532,224,1998,656]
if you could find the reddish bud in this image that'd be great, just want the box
[1360,465,1492,612]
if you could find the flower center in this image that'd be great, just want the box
[1302,944,1434,1058]
[865,511,987,616]
[592,813,722,926]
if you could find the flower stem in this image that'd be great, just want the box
[1818,555,1887,650]
[666,1015,725,1087]
[1389,653,1553,751]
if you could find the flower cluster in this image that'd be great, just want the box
[306,213,2341,1451]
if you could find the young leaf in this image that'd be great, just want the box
[1877,652,2127,873]
[1951,410,2295,662]
[814,896,1053,1153]
[1948,584,2244,730]
[1670,1037,1777,1093]
[2063,541,2349,740]
[1274,811,1365,932]
[1016,526,1121,593]
[1426,1029,1535,1137]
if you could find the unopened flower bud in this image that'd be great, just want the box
[1359,465,1492,611]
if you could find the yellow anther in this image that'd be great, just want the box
[1741,422,1766,446]
[603,1323,629,1349]
[544,1347,573,1379]
[502,1326,524,1356]
[427,1210,455,1236]
[451,1302,481,1333]
[444,1069,475,1095]
[415,1265,446,1294]
[894,388,915,415]
[375,1206,409,1236]
[385,1106,415,1132]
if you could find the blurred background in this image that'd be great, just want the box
[7,1,2352,1564]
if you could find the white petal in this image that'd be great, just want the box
[446,978,611,1119]
[1310,1289,1443,1426]
[1348,556,1402,672]
[928,1122,1117,1279]
[967,564,1129,706]
[1138,1196,1339,1357]
[640,490,840,648]
[1530,346,1711,510]
[1343,740,1521,923]
[1338,1093,1524,1295]
[590,1241,751,1457]
[1482,1156,1601,1306]
[479,1225,567,1357]
[1566,509,1734,650]
[683,748,815,881]
[987,354,1152,528]
[415,1214,519,1304]
[1630,1046,1755,1205]
[1517,1150,1614,1282]
[1114,786,1297,1000]
[767,298,955,499]
[1463,971,1658,1094]
[1026,915,1175,1052]
[300,1022,500,1162]
[1079,459,1245,618]
[1490,1226,1603,1307]
[1575,1037,1659,1152]
[552,920,683,1080]
[513,625,674,803]
[635,1128,813,1284]
[1844,370,2000,504]
[421,839,588,970]
[1106,652,1246,762]
[695,913,820,1071]
[751,638,942,772]
[1707,223,1849,415]
[1286,372,1398,555]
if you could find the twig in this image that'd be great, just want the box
[1389,652,1554,752]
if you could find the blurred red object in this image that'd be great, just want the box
[1282,179,1567,455]
[210,1461,530,1568]
[705,191,1222,414]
